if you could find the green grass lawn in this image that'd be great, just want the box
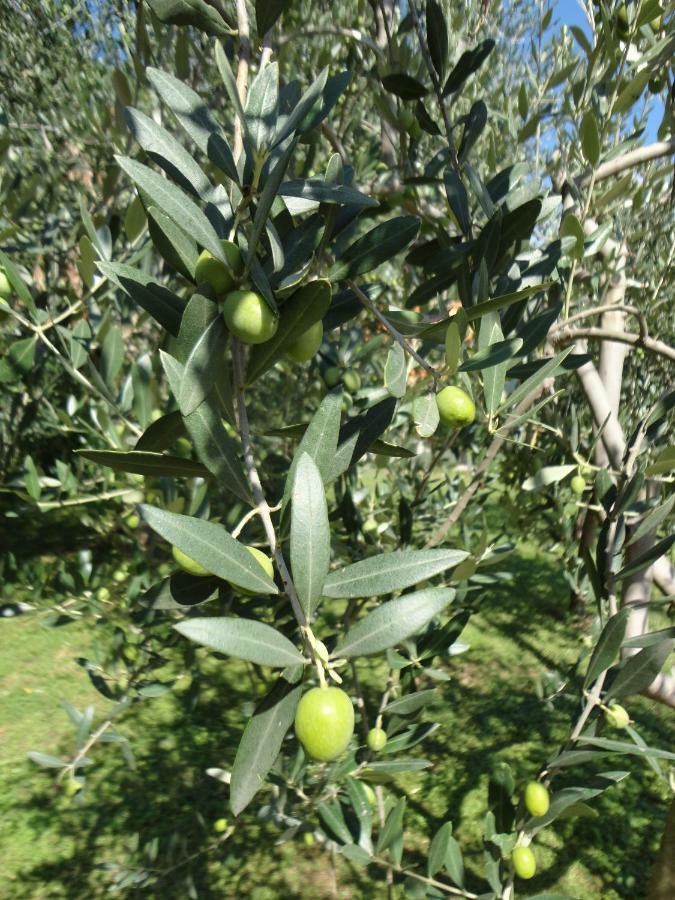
[1,542,672,899]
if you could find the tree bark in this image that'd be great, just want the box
[647,795,675,900]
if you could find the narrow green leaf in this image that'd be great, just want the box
[464,283,553,322]
[175,616,303,666]
[124,107,211,197]
[428,822,452,877]
[248,140,296,262]
[377,797,406,853]
[245,61,279,149]
[179,315,229,416]
[279,179,377,209]
[147,206,199,279]
[605,640,674,701]
[499,346,574,413]
[616,535,675,581]
[332,587,454,658]
[413,392,439,438]
[97,261,184,335]
[459,337,523,372]
[522,464,577,492]
[479,312,506,415]
[324,549,467,599]
[329,216,420,282]
[291,454,331,620]
[584,608,630,688]
[384,344,407,398]
[580,111,600,166]
[139,505,278,594]
[77,449,208,478]
[273,67,328,147]
[116,156,225,261]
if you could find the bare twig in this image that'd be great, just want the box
[231,340,307,629]
[552,327,675,363]
[576,137,675,188]
[233,0,251,160]
[348,281,438,386]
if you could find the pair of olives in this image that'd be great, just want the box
[194,241,322,360]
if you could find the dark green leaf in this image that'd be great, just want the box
[98,261,184,335]
[76,449,208,478]
[382,73,428,100]
[377,797,406,853]
[116,156,226,261]
[255,0,290,38]
[605,640,674,701]
[291,454,330,620]
[230,676,302,814]
[426,0,448,78]
[584,608,630,688]
[443,40,495,95]
[329,216,420,282]
[135,411,186,452]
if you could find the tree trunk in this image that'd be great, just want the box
[647,795,675,900]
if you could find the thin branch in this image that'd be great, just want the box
[576,137,675,188]
[408,0,459,169]
[426,385,548,546]
[552,327,675,363]
[348,281,438,386]
[233,0,251,161]
[231,340,307,629]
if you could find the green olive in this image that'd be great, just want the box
[367,727,387,752]
[513,846,537,879]
[172,546,212,577]
[294,686,355,761]
[223,290,278,344]
[194,240,243,296]
[436,386,476,428]
[605,703,630,729]
[570,475,586,495]
[287,321,324,362]
[524,782,550,818]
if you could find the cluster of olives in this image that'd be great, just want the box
[194,240,322,360]
[292,686,390,762]
[511,781,551,879]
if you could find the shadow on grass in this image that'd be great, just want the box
[8,546,674,899]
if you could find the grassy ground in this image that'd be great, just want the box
[1,542,672,899]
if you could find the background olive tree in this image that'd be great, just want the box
[0,0,673,898]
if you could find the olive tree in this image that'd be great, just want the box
[2,0,673,897]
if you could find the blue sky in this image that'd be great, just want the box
[555,0,664,141]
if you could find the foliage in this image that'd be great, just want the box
[0,0,673,897]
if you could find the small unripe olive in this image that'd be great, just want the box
[436,386,476,428]
[343,370,361,393]
[125,513,140,530]
[323,366,342,388]
[113,569,127,583]
[524,781,550,818]
[367,727,387,752]
[399,108,415,131]
[237,546,275,595]
[303,832,315,846]
[362,782,377,806]
[194,240,243,295]
[172,546,212,577]
[287,321,323,362]
[214,817,228,833]
[223,290,278,344]
[0,269,12,299]
[96,587,110,602]
[605,702,630,729]
[570,475,586,495]
[513,846,536,879]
